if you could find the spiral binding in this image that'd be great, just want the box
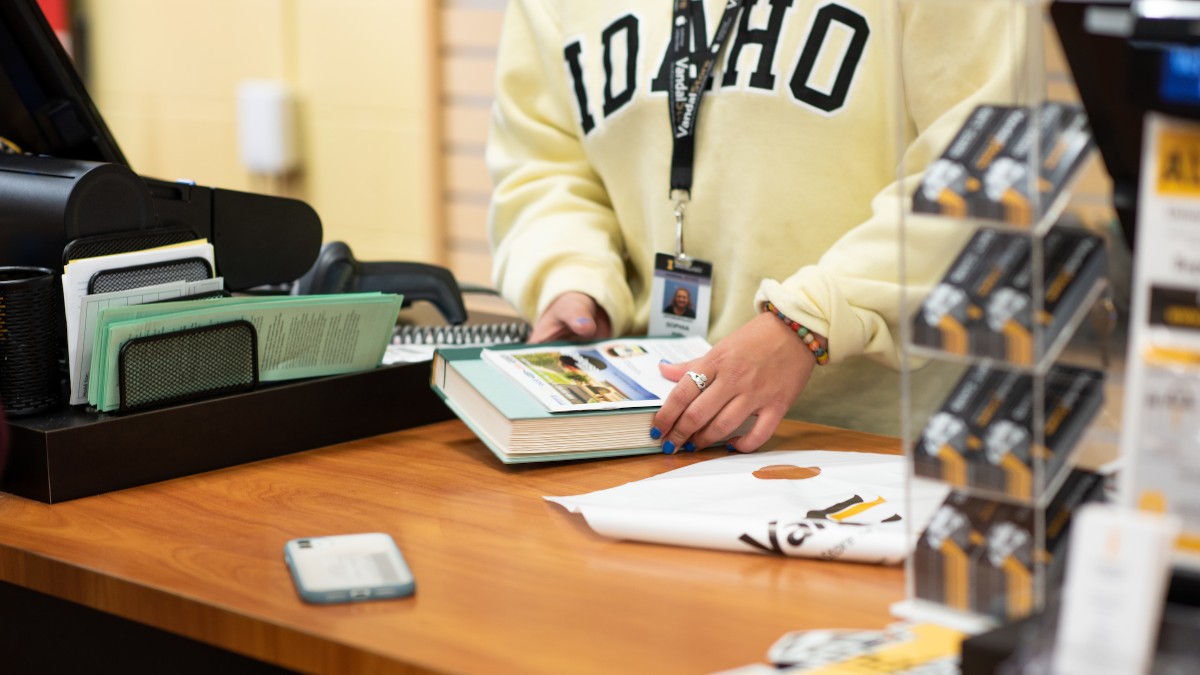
[391,321,530,347]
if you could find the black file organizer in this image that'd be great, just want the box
[117,320,258,413]
[89,256,212,294]
[3,231,456,503]
[3,359,452,504]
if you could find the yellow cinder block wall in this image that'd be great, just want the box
[76,0,443,271]
[71,1,1112,293]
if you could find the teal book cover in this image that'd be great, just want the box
[430,338,710,464]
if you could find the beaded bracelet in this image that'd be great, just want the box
[762,301,829,366]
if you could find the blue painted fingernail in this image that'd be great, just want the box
[726,443,737,452]
[649,427,662,440]
[662,441,676,454]
[683,442,696,452]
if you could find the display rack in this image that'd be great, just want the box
[893,0,1119,632]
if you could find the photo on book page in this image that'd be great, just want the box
[480,336,710,412]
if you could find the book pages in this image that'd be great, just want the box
[482,336,711,412]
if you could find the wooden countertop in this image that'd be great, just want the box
[0,418,904,674]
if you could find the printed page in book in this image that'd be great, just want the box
[481,336,711,412]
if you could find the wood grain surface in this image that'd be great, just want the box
[0,418,904,674]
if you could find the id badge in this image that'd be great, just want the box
[649,252,712,338]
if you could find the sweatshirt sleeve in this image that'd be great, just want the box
[754,2,1029,368]
[486,0,636,334]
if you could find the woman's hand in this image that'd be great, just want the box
[651,311,820,453]
[528,291,613,343]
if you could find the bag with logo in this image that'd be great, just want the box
[546,450,949,563]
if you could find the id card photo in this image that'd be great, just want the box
[649,253,712,338]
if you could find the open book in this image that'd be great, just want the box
[480,337,710,412]
[430,336,710,463]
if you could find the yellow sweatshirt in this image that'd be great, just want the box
[488,0,1026,429]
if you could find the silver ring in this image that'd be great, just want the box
[685,370,708,392]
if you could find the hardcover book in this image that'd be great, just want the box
[429,336,711,463]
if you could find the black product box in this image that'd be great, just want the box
[912,225,1107,365]
[913,228,1003,355]
[914,490,1000,611]
[976,103,1087,227]
[913,365,1013,487]
[968,106,1033,223]
[912,105,1006,218]
[913,102,1094,227]
[980,228,1070,363]
[914,364,1104,498]
[990,227,1105,365]
[914,468,1105,622]
[977,364,1104,497]
[975,468,1105,621]
[2,360,452,503]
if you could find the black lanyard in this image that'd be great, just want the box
[668,0,745,198]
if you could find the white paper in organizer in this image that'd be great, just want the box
[546,450,950,563]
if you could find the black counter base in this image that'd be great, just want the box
[3,361,451,503]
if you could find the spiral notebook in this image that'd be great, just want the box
[384,304,530,365]
[391,320,529,347]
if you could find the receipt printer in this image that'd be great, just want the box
[0,153,322,290]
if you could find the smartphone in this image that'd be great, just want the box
[284,532,416,604]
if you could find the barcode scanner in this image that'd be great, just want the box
[294,241,469,326]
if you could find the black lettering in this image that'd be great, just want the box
[819,534,854,560]
[789,4,869,113]
[563,41,596,134]
[1163,152,1184,184]
[602,15,640,117]
[739,520,784,555]
[782,520,824,547]
[721,0,794,90]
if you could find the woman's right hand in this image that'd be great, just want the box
[528,292,612,343]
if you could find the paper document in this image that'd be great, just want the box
[61,239,216,400]
[546,451,950,563]
[69,277,226,404]
[87,292,403,411]
[1053,504,1180,675]
[482,336,710,412]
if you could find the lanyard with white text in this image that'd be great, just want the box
[668,0,744,262]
